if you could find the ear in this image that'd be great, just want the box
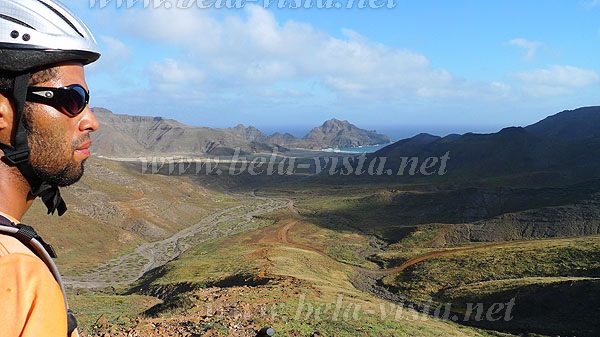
[0,93,14,142]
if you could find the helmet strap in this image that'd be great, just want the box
[0,73,67,216]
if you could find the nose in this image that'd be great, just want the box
[78,105,99,132]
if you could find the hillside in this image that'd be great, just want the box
[24,157,241,276]
[524,106,600,141]
[303,107,600,244]
[342,106,600,186]
[90,108,391,157]
[25,157,506,337]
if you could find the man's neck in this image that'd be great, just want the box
[0,163,34,222]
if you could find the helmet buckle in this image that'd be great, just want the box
[3,148,30,165]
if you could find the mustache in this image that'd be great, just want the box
[72,133,91,150]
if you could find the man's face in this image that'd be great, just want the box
[25,62,99,187]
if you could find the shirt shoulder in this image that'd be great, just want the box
[0,234,68,337]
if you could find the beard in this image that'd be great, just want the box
[27,127,89,187]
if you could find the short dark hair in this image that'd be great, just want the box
[0,75,10,89]
[0,67,58,89]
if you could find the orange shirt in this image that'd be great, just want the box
[0,234,69,337]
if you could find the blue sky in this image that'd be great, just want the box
[65,0,600,138]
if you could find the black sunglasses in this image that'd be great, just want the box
[26,84,90,116]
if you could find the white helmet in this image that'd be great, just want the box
[0,0,100,72]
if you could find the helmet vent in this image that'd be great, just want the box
[37,0,84,38]
[0,14,34,29]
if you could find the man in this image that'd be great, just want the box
[0,1,100,336]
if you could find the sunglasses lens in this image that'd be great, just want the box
[63,85,87,115]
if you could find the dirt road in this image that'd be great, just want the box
[270,219,521,276]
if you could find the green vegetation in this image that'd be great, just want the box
[382,236,600,336]
[384,236,600,299]
[32,155,600,337]
[68,292,160,334]
[135,223,272,287]
[87,213,506,337]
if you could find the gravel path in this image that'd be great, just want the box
[64,195,289,288]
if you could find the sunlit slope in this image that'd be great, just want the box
[115,209,509,337]
[282,186,600,337]
[24,157,239,275]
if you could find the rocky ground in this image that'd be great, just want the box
[80,277,314,337]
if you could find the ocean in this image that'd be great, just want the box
[324,143,393,154]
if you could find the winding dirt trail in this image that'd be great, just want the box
[64,195,289,288]
[270,220,520,276]
[373,242,523,275]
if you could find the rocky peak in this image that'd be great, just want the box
[229,124,268,142]
[304,118,391,148]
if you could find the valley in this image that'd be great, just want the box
[23,107,600,337]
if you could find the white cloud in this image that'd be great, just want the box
[513,65,600,96]
[258,88,309,98]
[146,59,206,99]
[508,38,543,60]
[489,82,512,97]
[88,36,133,73]
[87,3,571,125]
[101,36,132,58]
[148,59,205,83]
[122,8,221,49]
[110,5,495,103]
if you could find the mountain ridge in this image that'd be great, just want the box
[90,108,391,156]
[362,106,600,186]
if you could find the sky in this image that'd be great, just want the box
[64,0,600,139]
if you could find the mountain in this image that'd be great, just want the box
[90,109,391,156]
[525,106,600,141]
[91,108,275,156]
[320,106,600,187]
[303,118,391,148]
